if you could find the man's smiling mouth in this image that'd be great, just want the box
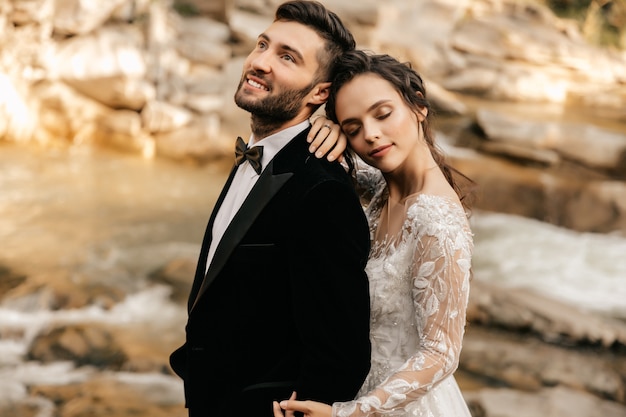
[247,79,269,91]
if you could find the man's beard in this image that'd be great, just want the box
[234,78,316,124]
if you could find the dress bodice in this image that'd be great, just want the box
[333,165,473,417]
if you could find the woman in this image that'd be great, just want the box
[275,50,475,417]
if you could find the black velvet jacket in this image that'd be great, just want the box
[170,127,371,416]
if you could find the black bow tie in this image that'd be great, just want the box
[235,136,264,175]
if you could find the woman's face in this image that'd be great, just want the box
[335,73,427,173]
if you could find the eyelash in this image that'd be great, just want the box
[345,127,360,137]
[345,112,391,137]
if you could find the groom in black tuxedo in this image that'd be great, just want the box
[169,1,371,416]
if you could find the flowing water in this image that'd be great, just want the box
[0,142,625,410]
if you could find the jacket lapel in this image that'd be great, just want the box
[190,158,294,311]
[190,129,312,311]
[186,164,239,311]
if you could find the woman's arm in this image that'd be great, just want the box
[277,218,473,417]
[332,211,473,417]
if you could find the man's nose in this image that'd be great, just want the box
[250,51,271,73]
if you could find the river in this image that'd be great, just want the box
[0,141,625,413]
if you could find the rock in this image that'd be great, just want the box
[476,108,626,173]
[46,25,151,110]
[0,265,27,298]
[48,27,156,110]
[1,271,125,311]
[92,108,148,153]
[444,1,626,102]
[568,84,626,120]
[111,0,151,23]
[113,325,182,374]
[479,140,561,165]
[67,77,156,111]
[461,326,626,402]
[31,376,185,417]
[148,257,195,304]
[141,100,193,134]
[465,386,626,417]
[171,14,232,67]
[30,80,118,144]
[48,25,146,80]
[178,0,233,22]
[182,64,224,95]
[555,125,626,174]
[449,151,626,233]
[441,63,501,97]
[186,92,224,114]
[51,0,128,36]
[424,78,468,115]
[6,0,53,27]
[372,0,470,76]
[153,115,227,162]
[0,400,51,417]
[28,324,128,370]
[228,9,273,55]
[321,0,382,46]
[467,279,626,348]
[564,181,626,231]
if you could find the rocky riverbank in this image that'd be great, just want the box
[2,248,626,417]
[1,142,625,417]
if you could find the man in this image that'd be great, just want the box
[169,2,372,416]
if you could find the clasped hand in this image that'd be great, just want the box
[272,392,333,417]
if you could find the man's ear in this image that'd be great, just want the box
[309,81,331,105]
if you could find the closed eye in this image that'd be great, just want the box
[344,125,361,138]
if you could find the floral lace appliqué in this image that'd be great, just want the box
[333,165,473,417]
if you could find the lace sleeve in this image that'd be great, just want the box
[333,203,473,417]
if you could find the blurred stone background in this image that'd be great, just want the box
[2,0,626,231]
[1,1,626,416]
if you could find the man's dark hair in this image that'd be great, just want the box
[275,1,355,82]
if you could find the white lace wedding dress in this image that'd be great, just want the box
[333,166,473,417]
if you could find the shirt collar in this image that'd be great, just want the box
[248,120,310,170]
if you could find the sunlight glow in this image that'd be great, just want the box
[0,73,35,142]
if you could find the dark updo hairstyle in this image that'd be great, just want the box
[275,1,355,82]
[326,49,476,210]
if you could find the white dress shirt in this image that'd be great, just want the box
[205,121,310,273]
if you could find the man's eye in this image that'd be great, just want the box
[282,54,295,62]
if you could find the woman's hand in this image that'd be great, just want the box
[272,391,333,417]
[308,115,346,162]
[273,391,297,417]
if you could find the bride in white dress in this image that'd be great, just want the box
[274,49,475,417]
